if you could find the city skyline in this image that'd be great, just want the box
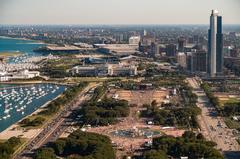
[0,1,240,158]
[0,0,240,25]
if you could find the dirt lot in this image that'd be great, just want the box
[107,89,169,105]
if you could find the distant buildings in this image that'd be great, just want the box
[94,44,139,56]
[178,37,186,52]
[208,9,223,77]
[166,44,177,57]
[177,50,207,73]
[141,36,155,46]
[230,48,240,57]
[35,45,90,53]
[129,36,141,45]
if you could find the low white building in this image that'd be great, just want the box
[71,64,137,76]
[108,64,137,76]
[0,71,9,81]
[11,70,40,79]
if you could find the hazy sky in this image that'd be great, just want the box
[0,0,240,25]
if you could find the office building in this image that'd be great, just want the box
[177,52,187,68]
[187,51,207,73]
[166,44,177,57]
[141,36,155,46]
[178,37,186,52]
[208,9,223,77]
[216,16,223,73]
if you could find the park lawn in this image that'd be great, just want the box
[219,98,240,107]
[18,106,64,129]
[225,117,240,129]
[0,139,6,143]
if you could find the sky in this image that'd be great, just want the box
[0,0,240,25]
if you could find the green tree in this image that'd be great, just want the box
[34,147,56,159]
[143,150,167,159]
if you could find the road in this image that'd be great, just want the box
[13,83,98,159]
[187,78,240,158]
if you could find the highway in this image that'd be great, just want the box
[13,83,97,159]
[187,78,240,158]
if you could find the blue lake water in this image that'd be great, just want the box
[0,36,44,55]
[0,36,45,63]
[0,84,66,132]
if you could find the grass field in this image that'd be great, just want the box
[219,98,240,107]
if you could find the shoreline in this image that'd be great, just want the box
[0,36,46,45]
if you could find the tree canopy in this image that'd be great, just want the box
[144,131,223,159]
[34,130,115,159]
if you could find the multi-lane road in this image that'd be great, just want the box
[13,83,98,159]
[187,78,240,158]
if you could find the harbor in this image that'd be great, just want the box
[0,83,66,132]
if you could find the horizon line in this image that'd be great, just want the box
[1,23,240,26]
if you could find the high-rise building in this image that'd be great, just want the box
[216,16,223,73]
[187,51,207,73]
[166,44,177,57]
[193,35,199,44]
[150,42,156,58]
[178,37,186,52]
[208,9,223,77]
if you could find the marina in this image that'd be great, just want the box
[0,84,66,132]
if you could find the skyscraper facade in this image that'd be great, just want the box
[208,10,223,77]
[216,16,223,73]
[178,37,186,52]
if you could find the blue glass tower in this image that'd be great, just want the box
[216,16,223,73]
[207,10,223,77]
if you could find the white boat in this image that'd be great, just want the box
[4,109,10,114]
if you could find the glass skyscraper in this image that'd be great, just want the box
[208,10,223,77]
